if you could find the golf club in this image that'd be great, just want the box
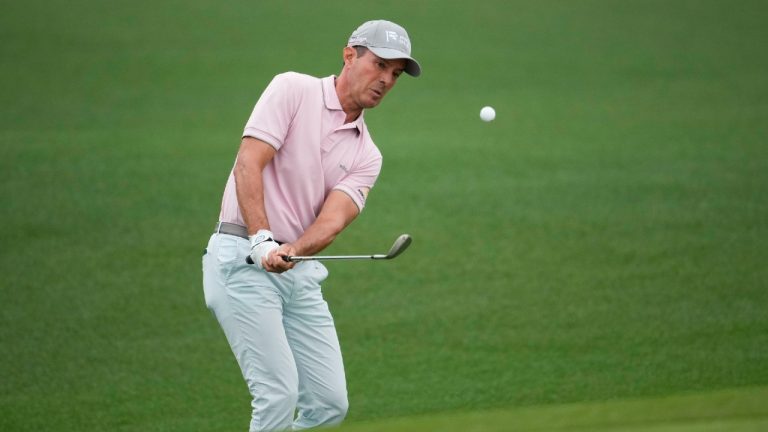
[245,234,412,264]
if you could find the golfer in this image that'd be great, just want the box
[202,20,421,431]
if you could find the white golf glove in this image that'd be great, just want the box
[249,229,279,270]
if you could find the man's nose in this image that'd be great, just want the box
[380,72,393,87]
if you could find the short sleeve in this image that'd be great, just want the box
[242,72,303,150]
[333,148,382,212]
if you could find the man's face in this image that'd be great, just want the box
[345,47,407,109]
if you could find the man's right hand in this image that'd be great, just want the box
[262,244,297,273]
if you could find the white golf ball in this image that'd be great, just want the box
[480,106,496,122]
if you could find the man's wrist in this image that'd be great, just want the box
[249,229,274,248]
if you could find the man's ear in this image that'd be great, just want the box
[342,46,357,67]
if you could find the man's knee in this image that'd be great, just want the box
[266,386,300,412]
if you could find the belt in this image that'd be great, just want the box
[214,222,284,244]
[215,222,248,239]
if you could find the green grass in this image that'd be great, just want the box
[2,0,767,431]
[336,386,768,432]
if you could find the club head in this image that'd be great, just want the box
[385,234,412,259]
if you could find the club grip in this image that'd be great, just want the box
[245,255,292,264]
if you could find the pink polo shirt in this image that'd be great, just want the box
[218,72,383,242]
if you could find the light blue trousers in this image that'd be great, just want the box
[202,233,348,431]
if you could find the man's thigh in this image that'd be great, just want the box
[283,263,347,415]
[203,233,299,400]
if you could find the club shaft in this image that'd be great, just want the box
[287,254,388,261]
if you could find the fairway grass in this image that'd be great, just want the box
[337,386,768,432]
[2,0,767,431]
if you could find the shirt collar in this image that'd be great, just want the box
[322,75,364,133]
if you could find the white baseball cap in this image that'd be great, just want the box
[347,20,422,77]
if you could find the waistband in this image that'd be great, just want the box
[214,222,284,244]
[215,222,248,239]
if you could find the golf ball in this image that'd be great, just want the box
[480,106,496,122]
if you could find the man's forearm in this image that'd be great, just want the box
[234,166,269,235]
[290,221,341,257]
[234,138,276,235]
[288,190,360,257]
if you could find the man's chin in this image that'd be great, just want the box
[363,97,382,109]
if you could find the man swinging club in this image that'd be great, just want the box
[202,20,421,431]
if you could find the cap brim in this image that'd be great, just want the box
[367,46,422,77]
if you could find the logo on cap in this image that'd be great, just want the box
[384,31,411,52]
